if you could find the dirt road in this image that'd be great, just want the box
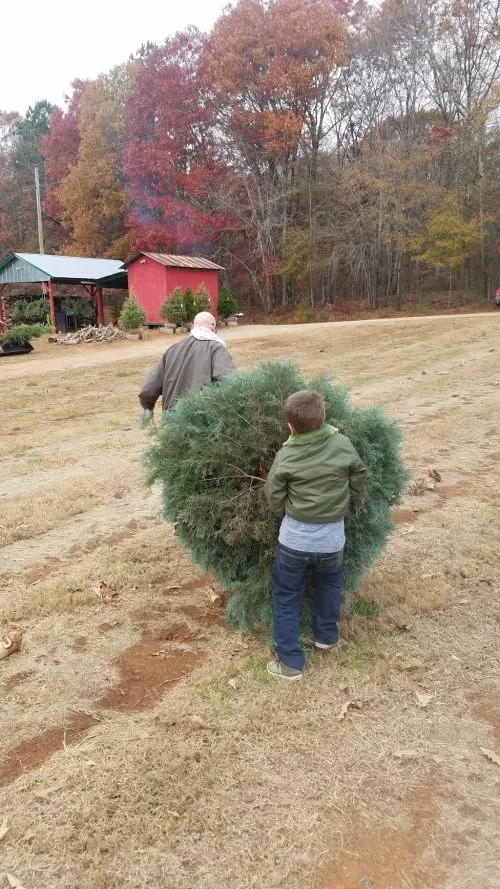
[0,311,495,380]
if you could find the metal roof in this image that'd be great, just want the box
[126,252,224,271]
[0,253,125,285]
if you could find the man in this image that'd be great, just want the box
[138,311,235,415]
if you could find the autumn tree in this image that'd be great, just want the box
[41,81,88,250]
[201,0,347,308]
[0,101,53,256]
[124,29,224,254]
[403,193,482,300]
[56,68,133,258]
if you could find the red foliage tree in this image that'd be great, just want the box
[124,30,225,253]
[41,80,88,247]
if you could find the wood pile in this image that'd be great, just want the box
[55,325,129,345]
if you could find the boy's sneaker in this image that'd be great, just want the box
[314,640,339,650]
[267,658,303,681]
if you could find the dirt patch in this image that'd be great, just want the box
[177,572,215,592]
[488,451,500,461]
[3,670,33,692]
[150,622,202,643]
[71,635,89,653]
[97,634,202,713]
[438,481,474,499]
[0,711,99,788]
[98,620,123,635]
[133,603,171,622]
[317,772,451,889]
[392,508,421,524]
[24,558,63,585]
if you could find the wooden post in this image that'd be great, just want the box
[96,286,104,327]
[47,279,56,332]
[0,285,5,331]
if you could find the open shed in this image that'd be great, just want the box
[0,253,128,332]
[125,253,224,324]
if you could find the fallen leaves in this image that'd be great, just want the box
[94,581,118,602]
[428,468,442,482]
[337,701,362,721]
[0,630,22,661]
[208,587,223,606]
[480,747,500,767]
[407,478,426,495]
[407,468,442,495]
[0,818,9,840]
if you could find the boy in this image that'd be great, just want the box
[264,391,366,681]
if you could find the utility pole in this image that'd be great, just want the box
[34,166,45,254]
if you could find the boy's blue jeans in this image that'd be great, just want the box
[271,542,344,671]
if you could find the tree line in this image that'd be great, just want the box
[1,0,499,311]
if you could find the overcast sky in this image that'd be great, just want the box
[1,0,227,115]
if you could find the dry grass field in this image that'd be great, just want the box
[1,315,499,889]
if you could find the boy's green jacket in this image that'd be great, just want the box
[264,424,366,523]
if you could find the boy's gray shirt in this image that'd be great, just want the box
[138,336,235,411]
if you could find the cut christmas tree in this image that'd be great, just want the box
[144,362,410,632]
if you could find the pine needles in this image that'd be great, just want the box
[144,362,410,632]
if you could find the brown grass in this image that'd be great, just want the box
[0,314,499,889]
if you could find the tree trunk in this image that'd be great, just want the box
[478,132,488,300]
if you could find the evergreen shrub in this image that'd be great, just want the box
[193,282,211,317]
[120,294,147,329]
[295,299,316,323]
[145,362,410,633]
[160,285,212,326]
[160,287,186,326]
[13,298,49,323]
[218,283,239,319]
[2,324,34,346]
[61,297,94,322]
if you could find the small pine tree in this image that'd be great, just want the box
[120,294,147,330]
[159,287,186,326]
[217,283,239,319]
[193,282,212,316]
[144,362,410,633]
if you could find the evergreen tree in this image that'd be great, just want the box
[217,283,239,318]
[120,295,146,329]
[193,282,211,316]
[159,287,186,326]
[144,362,410,632]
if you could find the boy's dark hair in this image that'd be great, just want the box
[284,390,326,434]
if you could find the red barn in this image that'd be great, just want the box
[125,253,224,324]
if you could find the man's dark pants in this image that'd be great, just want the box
[271,542,344,671]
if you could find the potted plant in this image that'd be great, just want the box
[0,324,34,356]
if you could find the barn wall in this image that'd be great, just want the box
[128,256,219,324]
[127,257,167,324]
